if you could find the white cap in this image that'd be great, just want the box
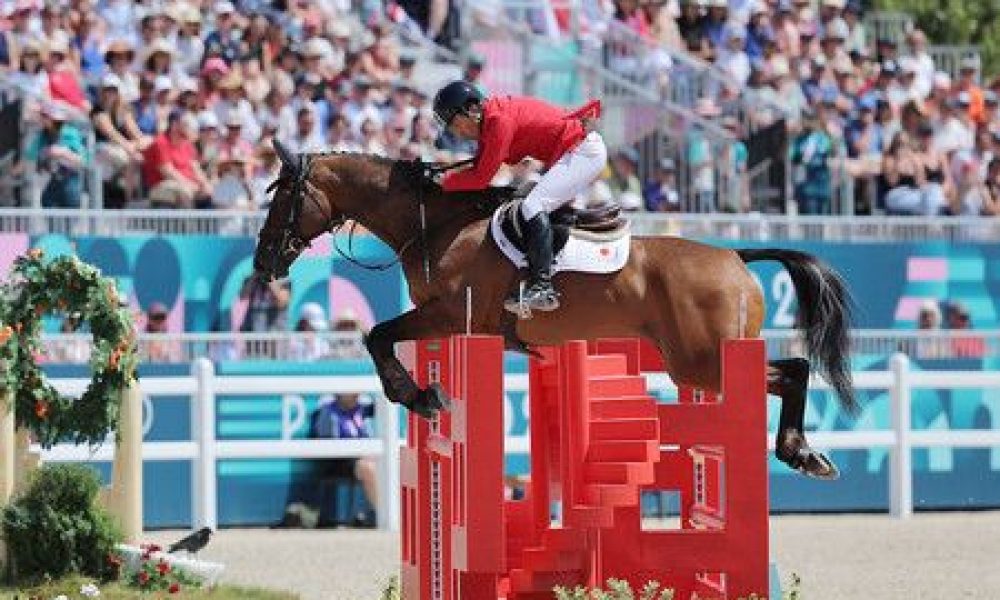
[100,72,122,90]
[154,75,173,93]
[213,0,234,13]
[300,302,328,331]
[197,110,219,130]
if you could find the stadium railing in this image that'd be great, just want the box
[4,208,1000,242]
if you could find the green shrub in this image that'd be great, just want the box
[1,464,123,583]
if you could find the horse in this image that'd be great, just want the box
[253,142,856,480]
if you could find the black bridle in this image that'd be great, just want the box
[257,153,476,281]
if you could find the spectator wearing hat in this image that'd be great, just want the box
[218,112,255,180]
[143,110,212,208]
[841,0,865,54]
[195,110,223,179]
[45,33,89,113]
[677,0,710,60]
[981,92,1000,131]
[7,39,49,110]
[103,39,139,103]
[772,1,800,59]
[92,72,147,207]
[819,17,850,66]
[744,3,772,60]
[703,0,729,51]
[199,56,230,103]
[289,302,333,361]
[175,7,205,77]
[938,94,975,155]
[643,156,680,212]
[203,0,242,65]
[905,29,934,99]
[152,75,176,131]
[608,148,643,211]
[955,55,984,124]
[716,23,750,86]
[250,142,281,206]
[214,72,261,142]
[143,37,178,83]
[790,107,834,214]
[17,102,88,208]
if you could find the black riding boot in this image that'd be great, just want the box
[505,211,559,315]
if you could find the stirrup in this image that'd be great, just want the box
[504,281,534,320]
[524,282,560,312]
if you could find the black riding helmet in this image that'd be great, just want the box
[433,80,484,127]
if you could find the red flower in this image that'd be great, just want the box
[34,400,49,420]
[107,552,123,566]
[157,560,171,575]
[169,582,180,594]
[138,571,150,586]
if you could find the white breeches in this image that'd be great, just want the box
[520,131,608,221]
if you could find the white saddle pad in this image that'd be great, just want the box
[490,209,631,274]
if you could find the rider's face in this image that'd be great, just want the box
[448,111,482,141]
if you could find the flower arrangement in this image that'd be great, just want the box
[0,249,138,447]
[111,544,204,594]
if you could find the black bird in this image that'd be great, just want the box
[167,527,213,554]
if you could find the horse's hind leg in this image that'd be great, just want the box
[768,358,840,480]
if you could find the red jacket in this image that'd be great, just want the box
[442,96,601,192]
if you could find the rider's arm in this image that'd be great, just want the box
[441,114,514,192]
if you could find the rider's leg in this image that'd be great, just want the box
[507,132,608,312]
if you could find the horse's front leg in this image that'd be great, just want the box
[364,302,458,419]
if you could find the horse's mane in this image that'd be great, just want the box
[309,150,514,208]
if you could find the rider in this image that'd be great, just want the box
[432,80,606,314]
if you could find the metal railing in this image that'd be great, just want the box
[36,329,1000,364]
[6,208,1000,241]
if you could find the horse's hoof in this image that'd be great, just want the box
[783,447,840,480]
[409,383,452,419]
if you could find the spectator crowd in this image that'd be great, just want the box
[596,0,1000,216]
[2,0,1000,217]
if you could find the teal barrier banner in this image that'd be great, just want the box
[14,232,998,525]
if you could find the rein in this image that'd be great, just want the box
[267,155,484,277]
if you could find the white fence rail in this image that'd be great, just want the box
[33,354,1000,531]
[37,329,1000,364]
[5,208,1000,242]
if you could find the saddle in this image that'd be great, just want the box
[498,198,627,255]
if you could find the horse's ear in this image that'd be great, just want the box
[273,139,297,173]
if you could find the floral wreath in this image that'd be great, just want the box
[0,249,138,448]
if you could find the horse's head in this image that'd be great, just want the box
[253,140,343,281]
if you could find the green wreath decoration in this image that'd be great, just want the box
[0,249,138,448]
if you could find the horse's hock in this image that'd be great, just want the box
[399,335,771,599]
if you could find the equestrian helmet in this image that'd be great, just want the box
[433,80,484,127]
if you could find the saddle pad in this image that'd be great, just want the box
[490,208,631,274]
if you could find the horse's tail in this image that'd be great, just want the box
[737,248,857,414]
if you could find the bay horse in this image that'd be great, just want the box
[254,143,855,480]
